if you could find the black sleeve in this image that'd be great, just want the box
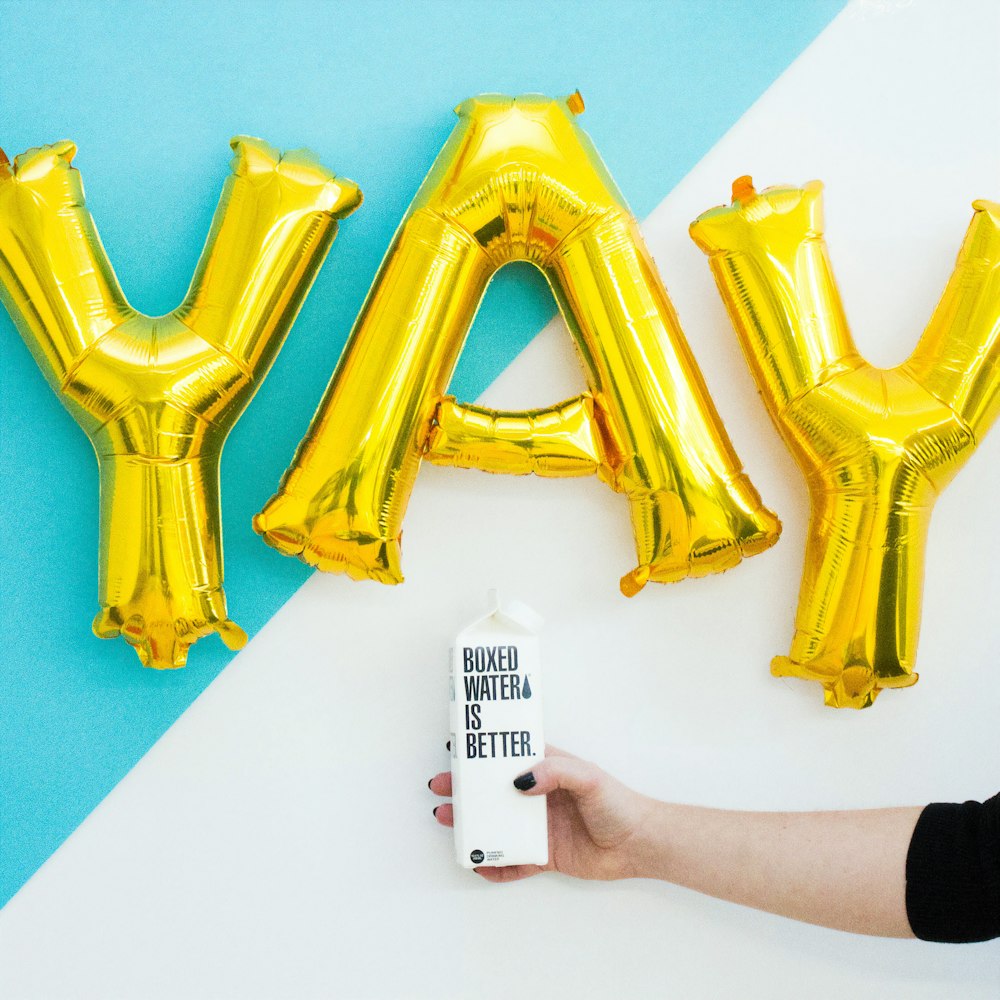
[905,792,1000,943]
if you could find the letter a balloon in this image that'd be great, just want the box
[0,138,361,668]
[256,93,780,594]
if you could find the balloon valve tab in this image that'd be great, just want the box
[731,175,757,204]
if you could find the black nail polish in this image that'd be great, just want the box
[427,778,433,790]
[513,771,536,791]
[446,740,451,751]
[433,806,440,817]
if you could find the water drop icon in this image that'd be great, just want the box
[522,675,532,699]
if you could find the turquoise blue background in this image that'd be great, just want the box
[0,0,845,906]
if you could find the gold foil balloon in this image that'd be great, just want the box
[255,93,779,594]
[691,178,1000,708]
[0,138,361,668]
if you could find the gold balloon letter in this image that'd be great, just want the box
[0,138,361,668]
[692,179,1000,708]
[255,94,779,594]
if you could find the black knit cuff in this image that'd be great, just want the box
[905,793,1000,943]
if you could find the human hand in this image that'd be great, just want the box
[428,745,654,883]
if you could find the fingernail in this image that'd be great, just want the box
[446,740,451,751]
[513,771,536,791]
[433,806,440,817]
[427,778,433,790]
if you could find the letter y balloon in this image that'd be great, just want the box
[691,179,1000,708]
[0,139,361,668]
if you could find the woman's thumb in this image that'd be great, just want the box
[513,755,602,798]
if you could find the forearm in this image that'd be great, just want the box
[628,798,922,938]
[461,752,998,941]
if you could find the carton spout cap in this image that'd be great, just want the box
[487,588,501,615]
[461,590,544,634]
[486,589,544,633]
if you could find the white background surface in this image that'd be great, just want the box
[1,1,998,997]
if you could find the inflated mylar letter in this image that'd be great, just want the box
[255,93,779,594]
[0,138,361,668]
[692,178,1000,708]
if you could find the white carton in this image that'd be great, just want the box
[450,591,547,869]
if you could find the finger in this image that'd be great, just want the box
[514,755,602,798]
[473,864,545,883]
[543,744,575,759]
[428,771,453,797]
[432,803,454,827]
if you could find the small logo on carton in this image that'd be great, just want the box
[470,849,485,864]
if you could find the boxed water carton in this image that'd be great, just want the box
[450,591,547,869]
